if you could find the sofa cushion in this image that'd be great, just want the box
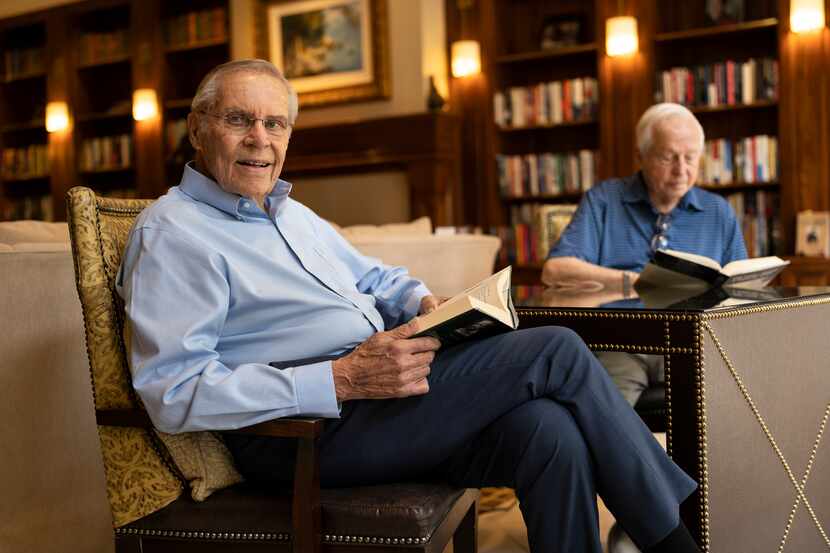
[331,216,432,239]
[0,220,69,244]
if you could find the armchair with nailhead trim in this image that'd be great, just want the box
[66,186,479,553]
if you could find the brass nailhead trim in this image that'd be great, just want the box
[521,309,698,322]
[664,321,673,457]
[702,321,830,551]
[702,296,830,320]
[695,320,710,552]
[116,527,431,546]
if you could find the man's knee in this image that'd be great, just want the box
[504,400,592,470]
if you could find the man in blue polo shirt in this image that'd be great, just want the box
[543,103,747,405]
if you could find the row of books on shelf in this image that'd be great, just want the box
[164,7,227,48]
[727,190,781,258]
[3,48,44,80]
[1,195,52,221]
[654,58,778,108]
[700,135,778,185]
[79,29,129,65]
[79,135,132,172]
[493,77,599,129]
[497,150,598,198]
[2,145,49,180]
[493,203,579,266]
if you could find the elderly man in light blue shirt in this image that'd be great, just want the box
[116,59,703,553]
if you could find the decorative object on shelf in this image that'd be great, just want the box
[451,40,481,77]
[257,0,389,107]
[796,210,830,257]
[705,0,745,25]
[606,15,638,57]
[790,0,825,33]
[132,89,159,121]
[427,75,445,111]
[45,101,69,133]
[540,14,583,50]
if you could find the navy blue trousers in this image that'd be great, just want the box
[225,326,696,553]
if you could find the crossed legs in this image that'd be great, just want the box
[226,326,696,552]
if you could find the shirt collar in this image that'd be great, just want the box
[622,171,704,213]
[178,162,293,219]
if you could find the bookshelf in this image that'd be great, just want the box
[0,14,49,219]
[481,0,600,277]
[653,1,780,258]
[0,0,231,221]
[446,0,827,285]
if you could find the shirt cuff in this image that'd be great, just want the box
[293,361,341,418]
[402,283,432,320]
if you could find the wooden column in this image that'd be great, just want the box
[446,0,500,228]
[777,0,830,255]
[596,0,655,180]
[45,11,76,221]
[131,0,166,199]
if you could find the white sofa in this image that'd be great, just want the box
[0,219,500,553]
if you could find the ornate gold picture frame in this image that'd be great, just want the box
[256,0,390,108]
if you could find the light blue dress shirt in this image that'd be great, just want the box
[548,172,747,271]
[116,164,431,433]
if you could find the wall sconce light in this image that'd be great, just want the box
[132,88,159,121]
[606,15,639,57]
[45,101,70,133]
[791,0,825,33]
[451,40,481,77]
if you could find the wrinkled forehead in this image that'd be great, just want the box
[214,71,290,114]
[651,116,703,151]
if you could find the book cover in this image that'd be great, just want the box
[637,249,789,290]
[413,267,518,349]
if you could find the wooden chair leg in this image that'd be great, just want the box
[453,499,478,553]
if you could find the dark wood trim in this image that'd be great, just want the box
[96,408,154,428]
[496,43,598,64]
[654,17,778,42]
[283,112,463,226]
[229,418,325,439]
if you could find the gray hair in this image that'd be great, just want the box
[636,103,704,155]
[191,59,299,125]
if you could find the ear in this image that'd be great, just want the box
[635,147,644,170]
[187,112,202,152]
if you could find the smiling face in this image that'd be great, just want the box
[637,115,703,214]
[188,71,292,208]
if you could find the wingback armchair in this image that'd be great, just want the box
[65,186,478,553]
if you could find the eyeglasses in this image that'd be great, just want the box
[200,111,291,137]
[650,213,671,253]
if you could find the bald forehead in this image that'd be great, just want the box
[215,70,288,100]
[651,115,702,145]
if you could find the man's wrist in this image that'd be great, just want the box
[621,271,633,297]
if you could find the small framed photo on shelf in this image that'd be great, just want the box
[539,14,583,51]
[796,210,830,257]
[705,0,745,25]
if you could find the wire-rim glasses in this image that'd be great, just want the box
[650,213,671,253]
[200,110,291,137]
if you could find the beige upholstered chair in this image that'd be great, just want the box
[66,186,478,553]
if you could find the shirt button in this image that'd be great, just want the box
[242,201,250,209]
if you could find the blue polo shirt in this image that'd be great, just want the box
[548,172,747,271]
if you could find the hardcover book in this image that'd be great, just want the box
[413,266,518,348]
[637,248,789,290]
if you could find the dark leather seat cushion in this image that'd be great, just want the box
[125,482,465,542]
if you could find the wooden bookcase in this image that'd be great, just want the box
[447,0,830,285]
[0,0,230,221]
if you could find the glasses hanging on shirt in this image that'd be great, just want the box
[650,213,671,253]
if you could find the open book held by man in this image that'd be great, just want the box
[637,248,789,290]
[414,266,518,348]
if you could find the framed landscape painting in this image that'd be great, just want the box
[257,0,390,107]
